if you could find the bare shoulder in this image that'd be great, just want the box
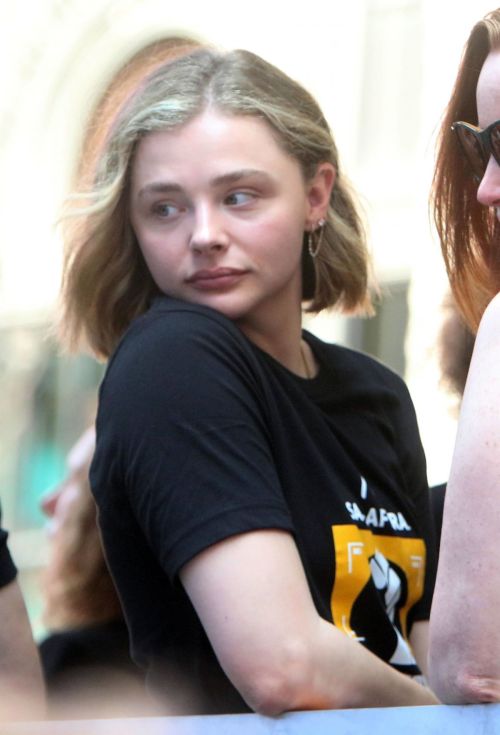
[479,292,500,334]
[467,293,500,367]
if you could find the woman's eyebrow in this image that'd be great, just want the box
[138,169,272,198]
[210,169,271,186]
[138,182,182,199]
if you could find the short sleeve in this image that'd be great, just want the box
[92,306,293,581]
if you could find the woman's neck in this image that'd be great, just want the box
[236,307,313,378]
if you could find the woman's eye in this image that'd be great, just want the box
[225,191,254,206]
[152,202,181,218]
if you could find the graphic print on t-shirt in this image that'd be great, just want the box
[330,525,425,669]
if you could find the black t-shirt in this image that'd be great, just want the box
[430,483,446,551]
[91,297,436,714]
[0,507,17,589]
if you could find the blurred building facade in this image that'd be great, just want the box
[0,0,494,628]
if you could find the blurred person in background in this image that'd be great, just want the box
[0,508,45,720]
[57,45,439,714]
[78,34,199,183]
[39,427,159,719]
[429,6,500,704]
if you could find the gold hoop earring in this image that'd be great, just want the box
[308,218,326,258]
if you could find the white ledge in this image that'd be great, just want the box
[4,703,500,734]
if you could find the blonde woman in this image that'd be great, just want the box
[60,47,438,714]
[429,8,500,704]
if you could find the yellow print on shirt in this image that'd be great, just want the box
[330,525,426,644]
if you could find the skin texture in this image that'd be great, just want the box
[429,291,500,702]
[130,110,437,714]
[0,580,45,720]
[429,50,500,703]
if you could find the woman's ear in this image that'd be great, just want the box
[305,163,336,227]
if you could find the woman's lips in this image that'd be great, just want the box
[186,268,248,290]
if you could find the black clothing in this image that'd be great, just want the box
[39,619,147,717]
[39,619,139,687]
[430,483,446,551]
[91,297,436,714]
[0,507,17,589]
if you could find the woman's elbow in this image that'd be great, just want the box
[231,635,330,716]
[242,671,299,716]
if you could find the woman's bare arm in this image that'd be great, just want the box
[429,292,500,703]
[181,529,438,715]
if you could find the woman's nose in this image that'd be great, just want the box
[189,204,229,253]
[477,157,500,208]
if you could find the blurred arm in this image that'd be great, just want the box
[0,579,45,720]
[429,292,500,702]
[181,529,438,715]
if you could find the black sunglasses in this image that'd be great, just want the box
[451,119,500,182]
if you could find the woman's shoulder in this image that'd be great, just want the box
[103,298,259,399]
[462,291,500,390]
[132,296,242,341]
[112,297,249,365]
[478,291,500,335]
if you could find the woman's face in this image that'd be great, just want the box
[129,109,333,338]
[476,50,500,217]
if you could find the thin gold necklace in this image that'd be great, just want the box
[300,340,311,379]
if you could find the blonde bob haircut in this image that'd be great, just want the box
[60,47,373,359]
[432,9,500,333]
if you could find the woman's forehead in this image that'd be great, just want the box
[131,110,300,184]
[477,50,500,127]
